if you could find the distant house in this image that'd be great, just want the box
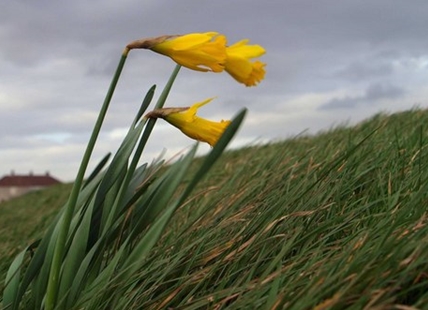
[0,171,62,202]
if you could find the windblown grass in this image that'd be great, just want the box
[2,109,428,309]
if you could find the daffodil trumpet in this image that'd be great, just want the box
[145,98,231,147]
[225,39,266,86]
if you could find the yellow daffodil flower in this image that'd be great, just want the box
[127,32,227,72]
[145,98,231,147]
[225,39,266,86]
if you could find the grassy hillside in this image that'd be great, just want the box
[2,109,428,309]
[0,183,73,279]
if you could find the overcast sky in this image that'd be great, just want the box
[1,0,428,181]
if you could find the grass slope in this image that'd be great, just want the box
[2,109,428,309]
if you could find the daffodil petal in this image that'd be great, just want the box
[225,56,253,80]
[167,32,220,51]
[225,39,266,86]
[193,97,215,109]
[147,32,227,72]
[159,98,230,147]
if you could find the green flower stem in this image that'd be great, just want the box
[45,48,130,310]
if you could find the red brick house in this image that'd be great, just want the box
[0,171,61,202]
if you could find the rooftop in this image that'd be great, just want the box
[0,172,61,187]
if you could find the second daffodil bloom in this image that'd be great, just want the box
[127,32,227,72]
[145,98,231,147]
[225,39,266,87]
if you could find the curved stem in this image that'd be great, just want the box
[45,48,130,310]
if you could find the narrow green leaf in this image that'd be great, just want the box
[56,199,95,309]
[90,122,145,238]
[120,145,198,276]
[3,246,30,309]
[83,153,111,188]
[134,85,156,124]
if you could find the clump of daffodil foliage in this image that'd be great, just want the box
[3,32,265,310]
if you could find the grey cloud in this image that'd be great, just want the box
[320,83,406,110]
[1,0,428,180]
[334,61,394,82]
[365,83,405,100]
